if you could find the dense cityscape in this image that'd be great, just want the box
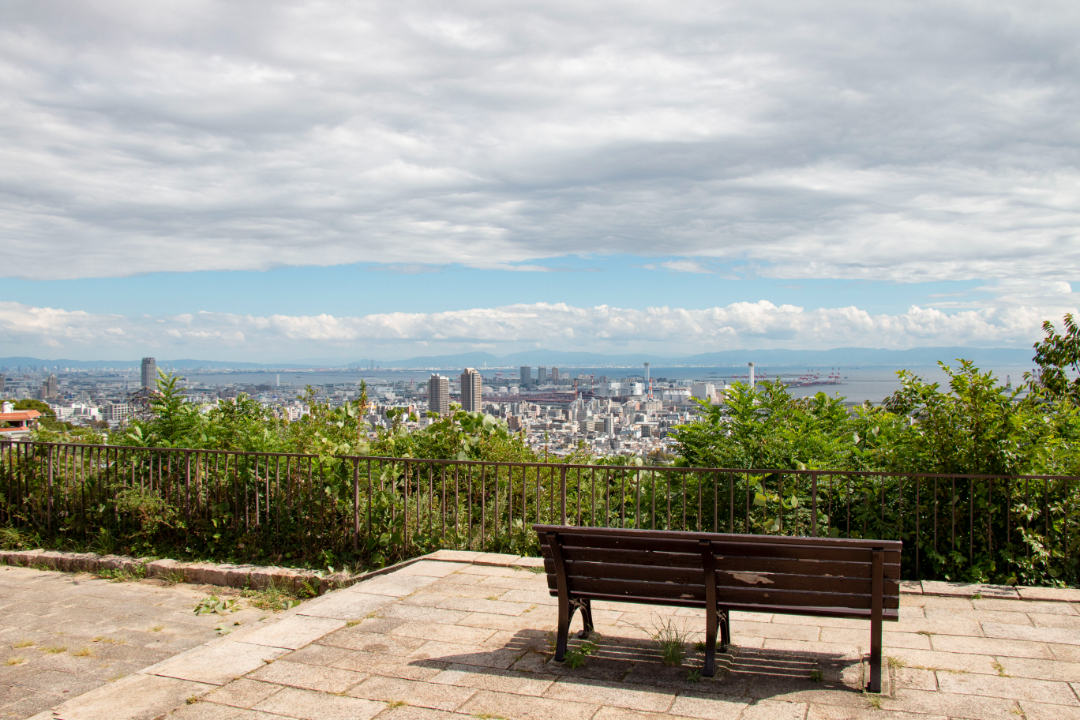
[0,357,774,457]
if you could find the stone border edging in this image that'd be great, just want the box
[0,547,426,596]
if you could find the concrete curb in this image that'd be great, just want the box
[0,547,424,596]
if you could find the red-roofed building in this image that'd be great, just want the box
[0,402,41,439]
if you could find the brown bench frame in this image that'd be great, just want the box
[535,524,901,693]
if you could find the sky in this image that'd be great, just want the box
[0,0,1078,362]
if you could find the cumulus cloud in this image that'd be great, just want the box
[1,299,1073,361]
[0,1,1077,283]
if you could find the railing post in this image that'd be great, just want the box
[811,472,818,537]
[559,466,567,525]
[184,451,191,526]
[352,457,360,553]
[47,446,54,531]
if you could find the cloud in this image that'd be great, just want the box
[1,298,1074,361]
[0,1,1077,284]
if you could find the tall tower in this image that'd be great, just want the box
[141,357,157,389]
[551,367,560,384]
[748,362,755,388]
[537,367,547,384]
[428,374,450,416]
[460,368,482,412]
[519,366,532,387]
[644,362,650,399]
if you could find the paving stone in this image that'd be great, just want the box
[977,598,1077,615]
[408,639,525,669]
[885,647,1000,675]
[319,628,428,655]
[1017,587,1080,604]
[239,614,345,650]
[1050,644,1080,663]
[394,561,469,577]
[424,550,488,564]
[807,706,947,719]
[430,664,557,696]
[1019,700,1080,720]
[246,657,367,693]
[202,678,284,709]
[936,672,1079,705]
[543,677,675,713]
[923,606,1035,626]
[390,621,498,646]
[142,640,287,685]
[348,673,477,711]
[1032,614,1080,629]
[922,581,1019,600]
[460,688,598,720]
[983,622,1080,646]
[931,633,1054,659]
[295,589,396,620]
[25,672,215,720]
[880,689,1021,719]
[667,692,750,719]
[251,685,386,720]
[352,573,444,598]
[996,656,1080,682]
[437,596,530,616]
[511,557,545,569]
[458,611,551,632]
[369,705,478,720]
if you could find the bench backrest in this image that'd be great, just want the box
[535,524,901,612]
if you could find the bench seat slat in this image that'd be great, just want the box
[535,524,902,550]
[544,559,901,596]
[551,534,901,564]
[561,576,900,609]
[543,550,901,581]
[549,590,900,621]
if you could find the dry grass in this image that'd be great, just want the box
[5,657,25,666]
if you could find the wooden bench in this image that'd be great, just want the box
[534,524,901,692]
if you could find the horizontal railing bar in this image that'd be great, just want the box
[3,441,1078,482]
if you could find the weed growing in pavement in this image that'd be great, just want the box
[563,636,600,669]
[161,570,186,586]
[193,595,236,616]
[809,670,824,682]
[72,648,94,657]
[686,669,702,683]
[887,656,904,669]
[992,660,1007,676]
[652,617,690,667]
[41,646,66,654]
[867,695,882,709]
[5,657,24,666]
[241,579,310,612]
[12,640,33,649]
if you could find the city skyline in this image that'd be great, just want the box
[0,2,1077,360]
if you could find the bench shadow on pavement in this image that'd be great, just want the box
[410,628,869,700]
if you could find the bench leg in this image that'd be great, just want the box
[719,609,730,652]
[703,607,719,677]
[576,598,594,639]
[868,614,883,693]
[554,598,578,662]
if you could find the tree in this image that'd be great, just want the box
[3,398,55,419]
[1028,313,1080,403]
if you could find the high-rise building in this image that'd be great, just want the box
[38,374,58,401]
[537,367,547,384]
[428,374,450,416]
[141,357,157,389]
[0,373,5,395]
[551,367,559,384]
[460,368,482,412]
[519,366,532,387]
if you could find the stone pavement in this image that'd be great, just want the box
[21,551,1080,720]
[0,565,275,719]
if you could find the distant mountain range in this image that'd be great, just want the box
[0,346,1036,371]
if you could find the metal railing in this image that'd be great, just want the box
[1,439,1077,584]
